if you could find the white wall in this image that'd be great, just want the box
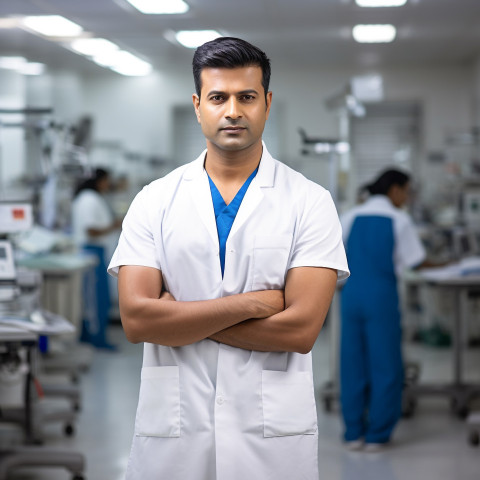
[76,62,473,193]
[0,69,26,197]
[0,60,473,202]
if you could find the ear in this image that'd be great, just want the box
[265,91,273,120]
[192,94,201,123]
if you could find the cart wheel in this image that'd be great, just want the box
[65,424,75,436]
[72,475,84,480]
[469,431,479,446]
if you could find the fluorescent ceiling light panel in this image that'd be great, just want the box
[352,24,396,43]
[20,62,45,76]
[98,50,152,76]
[175,30,221,48]
[126,0,189,14]
[71,38,119,56]
[22,15,83,37]
[0,56,27,70]
[92,49,133,67]
[355,0,407,6]
[0,18,22,29]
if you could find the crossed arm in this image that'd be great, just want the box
[117,265,337,354]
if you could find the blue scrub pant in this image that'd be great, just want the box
[340,280,403,443]
[81,244,114,349]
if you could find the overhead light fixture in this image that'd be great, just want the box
[19,62,45,76]
[352,24,396,43]
[0,17,22,29]
[0,56,27,70]
[175,30,221,48]
[70,38,119,56]
[0,56,45,76]
[126,0,189,14]
[22,15,83,37]
[94,50,152,76]
[355,0,407,6]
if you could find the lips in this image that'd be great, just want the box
[221,126,246,132]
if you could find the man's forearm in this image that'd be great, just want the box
[209,303,322,354]
[120,280,284,347]
[209,267,337,354]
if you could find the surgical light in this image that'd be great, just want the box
[126,0,189,14]
[355,0,407,6]
[22,15,83,37]
[175,30,222,48]
[352,24,396,43]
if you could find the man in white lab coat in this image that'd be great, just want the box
[108,37,349,480]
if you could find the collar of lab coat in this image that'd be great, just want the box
[182,141,275,248]
[183,141,275,188]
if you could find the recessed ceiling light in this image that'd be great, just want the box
[20,62,45,76]
[92,50,152,76]
[126,0,189,14]
[175,30,222,48]
[70,38,119,56]
[0,57,45,76]
[355,0,407,6]
[22,15,83,37]
[0,17,22,29]
[0,56,27,70]
[352,24,396,43]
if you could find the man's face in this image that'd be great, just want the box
[193,66,272,153]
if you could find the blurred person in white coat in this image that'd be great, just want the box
[108,37,349,479]
[72,168,122,349]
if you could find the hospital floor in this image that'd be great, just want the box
[7,322,480,480]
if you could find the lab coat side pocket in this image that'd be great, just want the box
[262,370,317,438]
[251,234,292,291]
[135,366,180,438]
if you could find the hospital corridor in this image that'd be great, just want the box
[1,0,480,479]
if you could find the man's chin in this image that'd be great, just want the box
[211,138,255,152]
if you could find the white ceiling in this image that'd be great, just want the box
[0,0,479,75]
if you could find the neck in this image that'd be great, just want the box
[204,140,262,184]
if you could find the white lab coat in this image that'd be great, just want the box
[108,144,349,480]
[72,189,118,259]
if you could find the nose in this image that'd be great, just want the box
[225,97,241,119]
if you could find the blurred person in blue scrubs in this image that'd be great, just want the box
[72,168,123,349]
[340,168,426,451]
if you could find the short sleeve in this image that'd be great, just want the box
[107,186,161,277]
[289,188,349,281]
[395,214,426,271]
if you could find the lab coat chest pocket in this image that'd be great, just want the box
[262,370,317,438]
[251,234,292,290]
[135,366,180,438]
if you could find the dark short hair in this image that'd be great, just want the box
[367,169,410,196]
[192,37,271,99]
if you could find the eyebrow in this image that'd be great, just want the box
[206,89,259,96]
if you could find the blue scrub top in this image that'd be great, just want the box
[208,167,258,276]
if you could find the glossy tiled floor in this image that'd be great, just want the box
[5,322,480,480]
